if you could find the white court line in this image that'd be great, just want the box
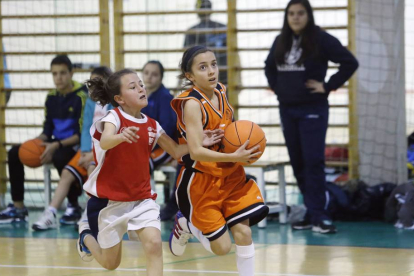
[0,264,327,276]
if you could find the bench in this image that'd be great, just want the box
[244,161,290,228]
[42,160,348,228]
[153,162,291,228]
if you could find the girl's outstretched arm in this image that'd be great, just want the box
[156,133,187,160]
[157,128,224,160]
[100,122,139,150]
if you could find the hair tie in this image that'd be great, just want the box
[183,46,207,72]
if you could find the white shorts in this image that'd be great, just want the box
[94,198,161,249]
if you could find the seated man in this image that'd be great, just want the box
[0,55,87,224]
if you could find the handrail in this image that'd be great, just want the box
[123,26,346,36]
[121,6,347,16]
[0,14,98,19]
[0,65,340,73]
[0,51,99,55]
[3,142,349,148]
[1,32,99,37]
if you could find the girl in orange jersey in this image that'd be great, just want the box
[169,46,269,276]
[76,68,224,275]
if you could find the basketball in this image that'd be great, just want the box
[221,120,266,164]
[18,139,46,168]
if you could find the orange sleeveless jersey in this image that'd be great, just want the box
[171,83,240,177]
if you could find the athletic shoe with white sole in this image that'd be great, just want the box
[169,211,193,256]
[60,204,82,225]
[77,229,94,262]
[0,203,28,224]
[312,220,337,234]
[32,209,57,231]
[291,218,312,230]
[77,212,94,262]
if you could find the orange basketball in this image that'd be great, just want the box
[18,139,45,168]
[221,120,266,164]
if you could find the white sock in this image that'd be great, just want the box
[236,243,255,276]
[188,222,213,253]
[47,206,57,214]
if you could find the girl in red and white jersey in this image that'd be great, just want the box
[77,68,222,275]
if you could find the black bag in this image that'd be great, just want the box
[329,182,396,221]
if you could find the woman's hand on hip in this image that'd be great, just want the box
[305,79,325,93]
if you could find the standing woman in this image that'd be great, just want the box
[141,60,179,220]
[264,0,358,234]
[142,60,177,169]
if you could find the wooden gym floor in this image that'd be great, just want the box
[0,212,414,276]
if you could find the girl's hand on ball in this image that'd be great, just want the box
[233,140,261,163]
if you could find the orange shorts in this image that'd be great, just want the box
[176,165,268,241]
[64,151,88,185]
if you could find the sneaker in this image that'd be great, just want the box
[291,218,312,230]
[60,204,82,225]
[312,220,337,234]
[394,220,404,229]
[32,209,57,231]
[0,203,28,223]
[77,229,94,262]
[169,211,193,256]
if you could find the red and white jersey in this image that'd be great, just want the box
[84,107,164,201]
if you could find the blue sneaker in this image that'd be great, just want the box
[0,203,28,223]
[60,204,82,225]
[77,229,94,262]
[169,211,193,256]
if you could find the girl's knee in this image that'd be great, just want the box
[102,259,121,270]
[232,226,252,245]
[143,238,163,257]
[211,241,232,256]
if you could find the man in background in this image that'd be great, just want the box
[184,0,228,85]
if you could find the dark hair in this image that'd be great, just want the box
[178,45,214,87]
[196,0,212,20]
[87,68,136,107]
[91,66,113,80]
[274,0,318,65]
[196,0,212,9]
[51,55,73,72]
[143,60,164,80]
